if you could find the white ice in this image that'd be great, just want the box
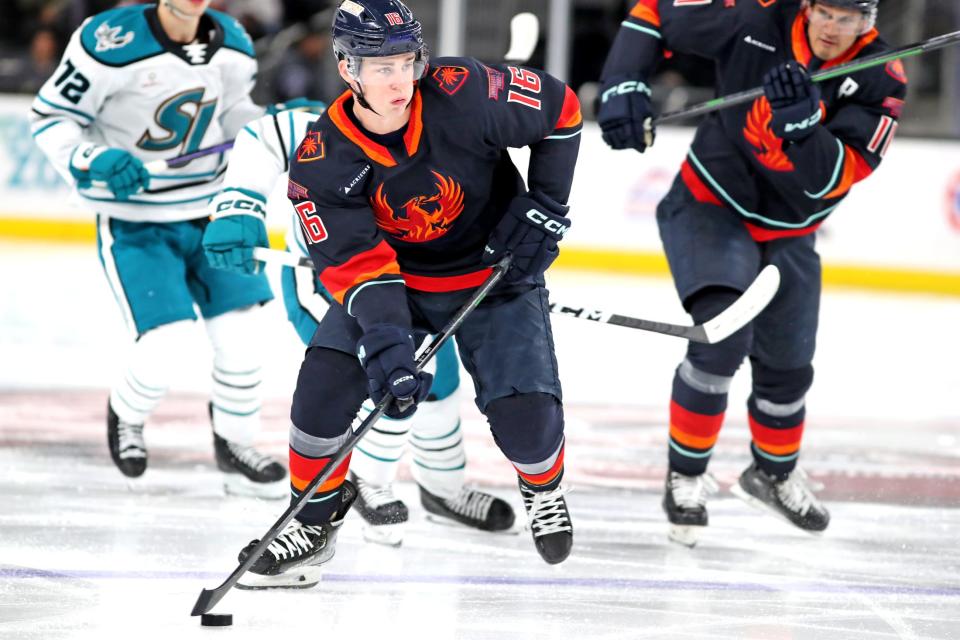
[1,241,958,640]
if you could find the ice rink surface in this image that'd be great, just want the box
[1,241,959,639]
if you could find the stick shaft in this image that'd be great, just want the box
[654,29,960,125]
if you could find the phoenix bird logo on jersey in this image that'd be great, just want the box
[371,171,465,243]
[743,97,795,172]
[296,131,325,163]
[432,66,470,96]
[94,22,134,52]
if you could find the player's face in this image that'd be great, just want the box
[164,0,213,19]
[350,53,418,115]
[805,3,867,60]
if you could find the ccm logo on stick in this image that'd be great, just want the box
[526,210,569,237]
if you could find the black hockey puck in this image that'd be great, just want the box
[200,613,233,627]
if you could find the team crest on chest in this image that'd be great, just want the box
[370,171,465,243]
[296,131,325,163]
[432,66,470,96]
[743,97,795,172]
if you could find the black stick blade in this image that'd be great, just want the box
[191,587,222,617]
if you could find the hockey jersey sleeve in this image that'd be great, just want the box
[600,0,745,85]
[784,61,908,201]
[30,22,117,185]
[478,61,582,204]
[210,10,266,138]
[286,127,411,332]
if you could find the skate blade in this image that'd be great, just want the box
[424,513,522,536]
[236,566,322,590]
[730,483,824,536]
[223,474,287,500]
[361,522,405,547]
[667,523,703,548]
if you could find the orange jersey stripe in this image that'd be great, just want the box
[670,400,724,439]
[328,91,397,167]
[289,452,352,493]
[554,85,583,130]
[517,447,565,486]
[744,221,822,242]
[402,268,493,292]
[319,240,401,304]
[629,0,661,27]
[669,424,720,450]
[681,159,722,206]
[824,145,873,200]
[403,90,424,157]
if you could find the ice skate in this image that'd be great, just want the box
[237,480,357,589]
[420,485,516,532]
[732,463,830,532]
[107,402,147,478]
[663,471,718,548]
[351,472,408,547]
[518,480,572,564]
[214,433,286,499]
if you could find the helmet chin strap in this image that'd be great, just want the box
[349,78,383,117]
[161,0,194,21]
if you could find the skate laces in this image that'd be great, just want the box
[116,422,146,459]
[227,441,275,472]
[444,488,494,521]
[266,521,325,560]
[669,472,718,510]
[776,470,820,516]
[355,477,400,510]
[521,485,572,538]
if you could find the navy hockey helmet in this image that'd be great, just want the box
[807,0,878,32]
[332,0,429,81]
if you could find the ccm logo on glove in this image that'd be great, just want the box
[526,209,570,237]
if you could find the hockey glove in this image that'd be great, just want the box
[357,324,433,420]
[597,74,656,152]
[267,97,327,116]
[202,190,269,274]
[69,144,149,201]
[483,190,570,283]
[763,62,822,142]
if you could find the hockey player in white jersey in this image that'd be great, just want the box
[29,0,316,497]
[202,108,516,545]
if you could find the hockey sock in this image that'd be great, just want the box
[351,401,408,487]
[289,423,353,525]
[486,393,565,491]
[205,307,264,446]
[747,395,805,479]
[109,320,194,425]
[514,440,565,492]
[410,391,466,499]
[667,359,731,476]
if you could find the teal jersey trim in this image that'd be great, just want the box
[80,192,217,206]
[150,169,222,180]
[31,119,65,138]
[687,149,841,229]
[804,139,846,199]
[622,21,662,39]
[208,9,255,58]
[80,5,164,67]
[243,125,259,140]
[223,187,267,203]
[36,94,94,121]
[287,112,297,162]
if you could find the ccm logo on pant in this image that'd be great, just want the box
[526,210,570,237]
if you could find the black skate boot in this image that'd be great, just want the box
[350,472,409,547]
[210,403,286,499]
[420,485,516,532]
[237,480,357,589]
[518,479,573,564]
[663,471,718,548]
[732,463,830,532]
[106,402,147,478]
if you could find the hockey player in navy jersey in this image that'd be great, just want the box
[28,0,315,497]
[597,0,906,545]
[203,107,515,547]
[219,0,581,586]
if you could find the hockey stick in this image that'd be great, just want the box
[548,264,780,344]
[251,248,780,344]
[655,29,960,125]
[190,254,511,617]
[503,12,540,64]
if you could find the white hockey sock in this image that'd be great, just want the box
[109,320,195,425]
[205,307,263,446]
[351,401,409,487]
[409,390,466,499]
